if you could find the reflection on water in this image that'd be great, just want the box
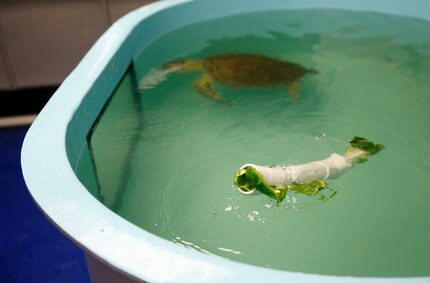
[86,66,144,212]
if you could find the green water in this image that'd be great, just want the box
[77,10,430,277]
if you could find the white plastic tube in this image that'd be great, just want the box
[239,153,353,190]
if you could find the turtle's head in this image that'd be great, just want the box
[163,59,204,72]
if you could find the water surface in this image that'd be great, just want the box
[77,9,430,277]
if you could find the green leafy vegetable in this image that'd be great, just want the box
[346,136,385,163]
[349,136,385,155]
[234,166,287,202]
[288,180,327,196]
[234,166,328,202]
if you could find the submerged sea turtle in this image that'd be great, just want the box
[164,53,317,102]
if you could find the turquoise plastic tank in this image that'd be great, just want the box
[22,0,430,282]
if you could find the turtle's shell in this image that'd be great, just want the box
[203,54,310,87]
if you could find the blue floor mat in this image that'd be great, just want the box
[0,126,90,283]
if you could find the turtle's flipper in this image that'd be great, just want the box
[194,74,221,101]
[164,59,204,72]
[286,81,300,100]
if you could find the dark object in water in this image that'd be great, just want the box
[164,53,317,101]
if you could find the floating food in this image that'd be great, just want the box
[233,137,385,202]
